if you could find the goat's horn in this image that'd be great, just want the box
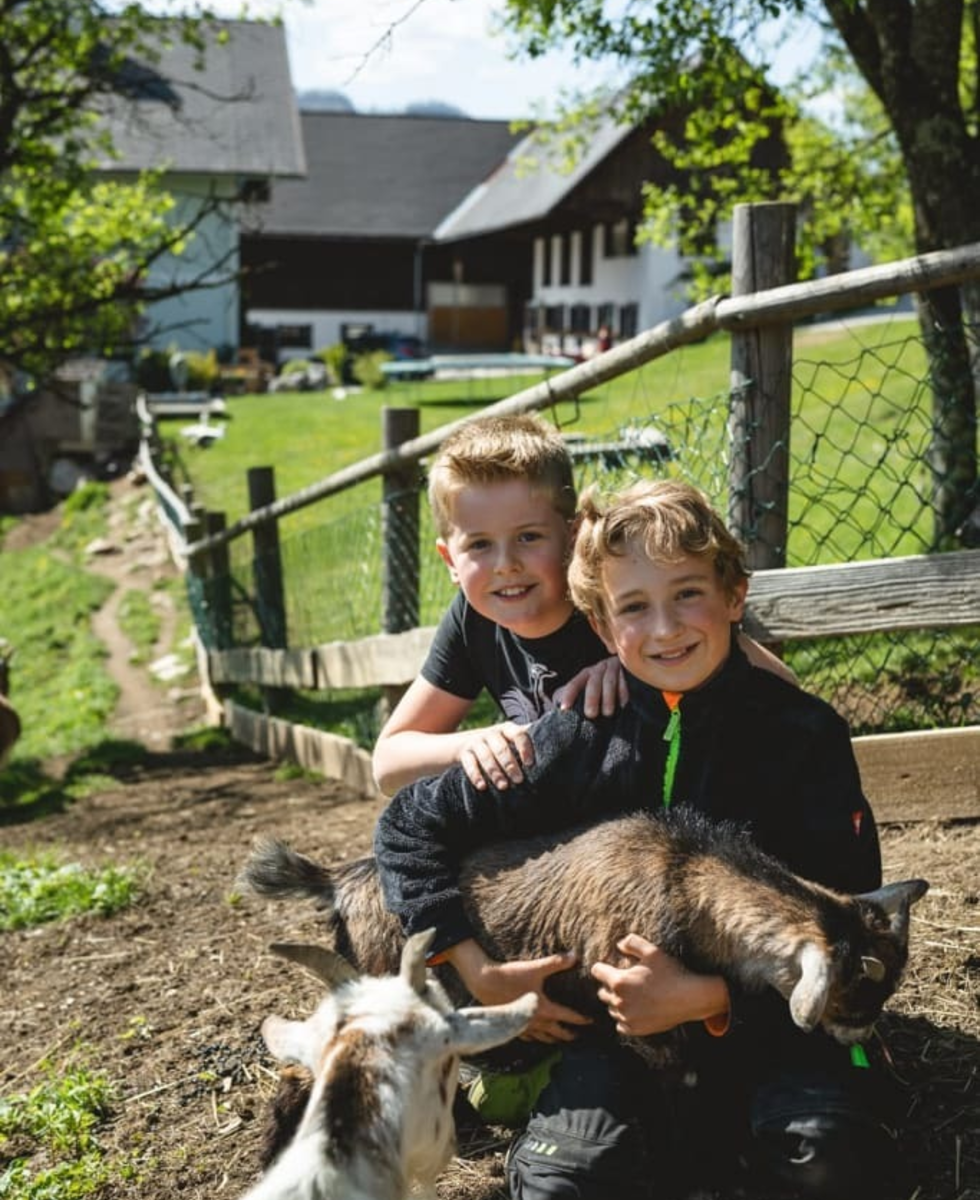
[860,955,886,982]
[269,942,359,988]
[400,929,436,995]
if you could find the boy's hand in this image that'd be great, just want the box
[449,941,591,1042]
[554,656,628,719]
[592,935,728,1037]
[457,721,534,790]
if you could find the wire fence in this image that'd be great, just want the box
[179,314,978,737]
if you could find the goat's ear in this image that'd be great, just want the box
[400,929,436,995]
[789,942,832,1032]
[269,942,359,989]
[449,993,538,1056]
[260,1014,318,1070]
[857,879,929,938]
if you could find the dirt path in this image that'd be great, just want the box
[84,477,209,746]
[0,483,976,1199]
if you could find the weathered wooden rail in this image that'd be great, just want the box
[209,548,980,817]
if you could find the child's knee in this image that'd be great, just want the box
[506,1107,653,1200]
[749,1106,900,1199]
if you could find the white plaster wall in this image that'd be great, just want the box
[136,175,243,353]
[245,308,428,360]
[533,225,692,335]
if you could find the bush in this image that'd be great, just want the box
[351,350,391,390]
[133,348,171,391]
[317,343,348,386]
[181,349,220,390]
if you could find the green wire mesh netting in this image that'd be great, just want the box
[183,325,978,736]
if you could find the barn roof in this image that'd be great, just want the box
[254,111,523,239]
[433,117,633,242]
[97,20,305,179]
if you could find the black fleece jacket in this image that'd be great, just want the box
[374,642,882,958]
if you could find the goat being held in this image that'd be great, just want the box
[242,807,927,1055]
[239,930,536,1200]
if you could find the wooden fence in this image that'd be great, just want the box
[140,207,980,819]
[207,547,980,818]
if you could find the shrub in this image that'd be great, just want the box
[317,343,348,386]
[351,350,391,390]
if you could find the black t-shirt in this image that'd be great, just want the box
[421,591,608,723]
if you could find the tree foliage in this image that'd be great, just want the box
[500,0,978,544]
[0,0,234,384]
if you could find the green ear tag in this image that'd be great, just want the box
[850,1043,870,1068]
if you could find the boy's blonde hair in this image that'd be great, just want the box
[568,479,750,627]
[428,414,577,537]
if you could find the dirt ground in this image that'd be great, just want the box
[1,479,977,1200]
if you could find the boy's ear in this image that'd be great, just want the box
[436,539,461,584]
[587,613,618,656]
[728,578,749,623]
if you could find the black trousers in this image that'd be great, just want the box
[505,1026,903,1200]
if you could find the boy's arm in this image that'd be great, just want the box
[375,707,607,956]
[738,633,798,685]
[372,675,534,795]
[761,702,882,894]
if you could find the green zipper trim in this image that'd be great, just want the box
[662,704,682,808]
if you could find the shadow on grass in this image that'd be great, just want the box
[0,729,249,826]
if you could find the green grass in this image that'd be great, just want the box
[0,487,119,764]
[116,588,162,665]
[167,314,979,732]
[0,1058,143,1199]
[0,849,142,931]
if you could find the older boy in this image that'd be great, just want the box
[374,480,897,1200]
[372,415,793,796]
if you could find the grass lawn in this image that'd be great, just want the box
[157,313,979,734]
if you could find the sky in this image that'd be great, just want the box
[219,0,820,123]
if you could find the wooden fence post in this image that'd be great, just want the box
[204,510,233,650]
[728,202,796,570]
[380,407,421,717]
[247,466,287,650]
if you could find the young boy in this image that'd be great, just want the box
[374,480,898,1200]
[372,415,794,796]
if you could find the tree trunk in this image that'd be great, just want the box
[823,0,979,548]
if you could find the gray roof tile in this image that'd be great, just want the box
[255,111,522,238]
[98,20,305,178]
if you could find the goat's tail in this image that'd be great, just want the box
[239,838,336,907]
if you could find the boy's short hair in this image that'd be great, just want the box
[428,414,577,537]
[568,479,750,627]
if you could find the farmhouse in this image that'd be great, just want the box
[96,18,306,355]
[0,19,304,513]
[241,95,785,360]
[239,111,527,361]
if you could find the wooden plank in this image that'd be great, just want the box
[224,700,379,797]
[744,549,980,640]
[210,647,316,687]
[853,726,979,823]
[313,626,436,690]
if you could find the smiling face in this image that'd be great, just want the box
[437,479,574,638]
[594,541,747,692]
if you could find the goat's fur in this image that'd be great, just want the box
[238,930,536,1200]
[242,807,927,1053]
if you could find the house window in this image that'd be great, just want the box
[604,218,637,258]
[619,303,639,339]
[276,323,312,347]
[544,304,566,331]
[569,304,591,333]
[580,230,594,285]
[559,234,572,286]
[597,302,616,331]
